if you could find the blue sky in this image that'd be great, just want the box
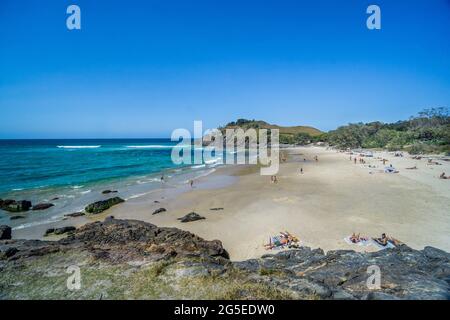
[0,0,449,138]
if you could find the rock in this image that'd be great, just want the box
[10,215,25,220]
[102,190,118,194]
[32,203,54,211]
[44,228,55,236]
[154,200,160,203]
[64,212,85,218]
[54,226,76,235]
[0,219,449,300]
[178,212,205,223]
[0,247,18,259]
[152,208,167,215]
[85,197,125,214]
[51,197,59,201]
[0,225,12,240]
[1,200,32,212]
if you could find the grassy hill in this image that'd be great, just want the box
[221,119,323,144]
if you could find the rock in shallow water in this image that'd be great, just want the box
[0,199,32,212]
[64,212,85,218]
[32,203,54,211]
[85,197,125,214]
[0,225,12,240]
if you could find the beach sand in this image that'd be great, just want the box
[102,146,450,260]
[14,146,450,261]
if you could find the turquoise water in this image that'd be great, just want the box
[0,139,221,228]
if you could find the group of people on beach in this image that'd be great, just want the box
[349,232,402,247]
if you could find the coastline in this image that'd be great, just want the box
[10,146,449,261]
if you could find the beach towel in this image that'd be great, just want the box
[344,236,371,247]
[370,239,396,250]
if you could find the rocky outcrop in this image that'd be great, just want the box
[0,199,32,212]
[178,212,205,222]
[152,208,167,215]
[0,219,448,300]
[32,203,54,211]
[64,212,85,218]
[85,197,124,214]
[0,225,11,240]
[102,190,118,194]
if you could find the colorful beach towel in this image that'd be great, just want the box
[344,236,371,247]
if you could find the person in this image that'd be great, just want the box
[273,175,278,183]
[440,172,448,179]
[300,167,303,174]
[189,179,194,187]
[314,155,318,162]
[374,233,389,246]
[383,159,387,165]
[406,166,417,170]
[354,158,357,164]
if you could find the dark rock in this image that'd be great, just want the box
[102,190,118,194]
[64,212,85,218]
[0,247,18,259]
[85,197,125,214]
[44,228,55,236]
[51,197,59,201]
[32,203,54,211]
[152,208,167,215]
[1,200,32,212]
[178,212,205,223]
[54,226,76,235]
[0,225,12,240]
[10,215,25,220]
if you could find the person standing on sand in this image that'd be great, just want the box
[354,158,357,164]
[300,167,303,174]
[189,179,194,187]
[314,156,318,162]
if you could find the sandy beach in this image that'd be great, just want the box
[13,146,450,261]
[93,146,448,261]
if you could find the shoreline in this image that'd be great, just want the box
[5,146,450,261]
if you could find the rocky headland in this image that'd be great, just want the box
[0,218,448,300]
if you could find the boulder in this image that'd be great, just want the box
[1,200,32,212]
[85,197,125,214]
[102,190,118,194]
[44,228,55,236]
[152,208,167,215]
[32,203,54,211]
[54,226,76,235]
[178,212,205,223]
[0,225,12,240]
[64,212,85,218]
[10,215,25,220]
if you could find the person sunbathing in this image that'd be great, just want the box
[374,233,389,246]
[406,166,417,170]
[350,233,368,243]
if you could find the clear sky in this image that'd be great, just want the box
[0,0,449,138]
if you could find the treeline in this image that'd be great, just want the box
[324,107,450,154]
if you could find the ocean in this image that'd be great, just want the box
[0,139,221,229]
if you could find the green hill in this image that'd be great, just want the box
[221,119,323,144]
